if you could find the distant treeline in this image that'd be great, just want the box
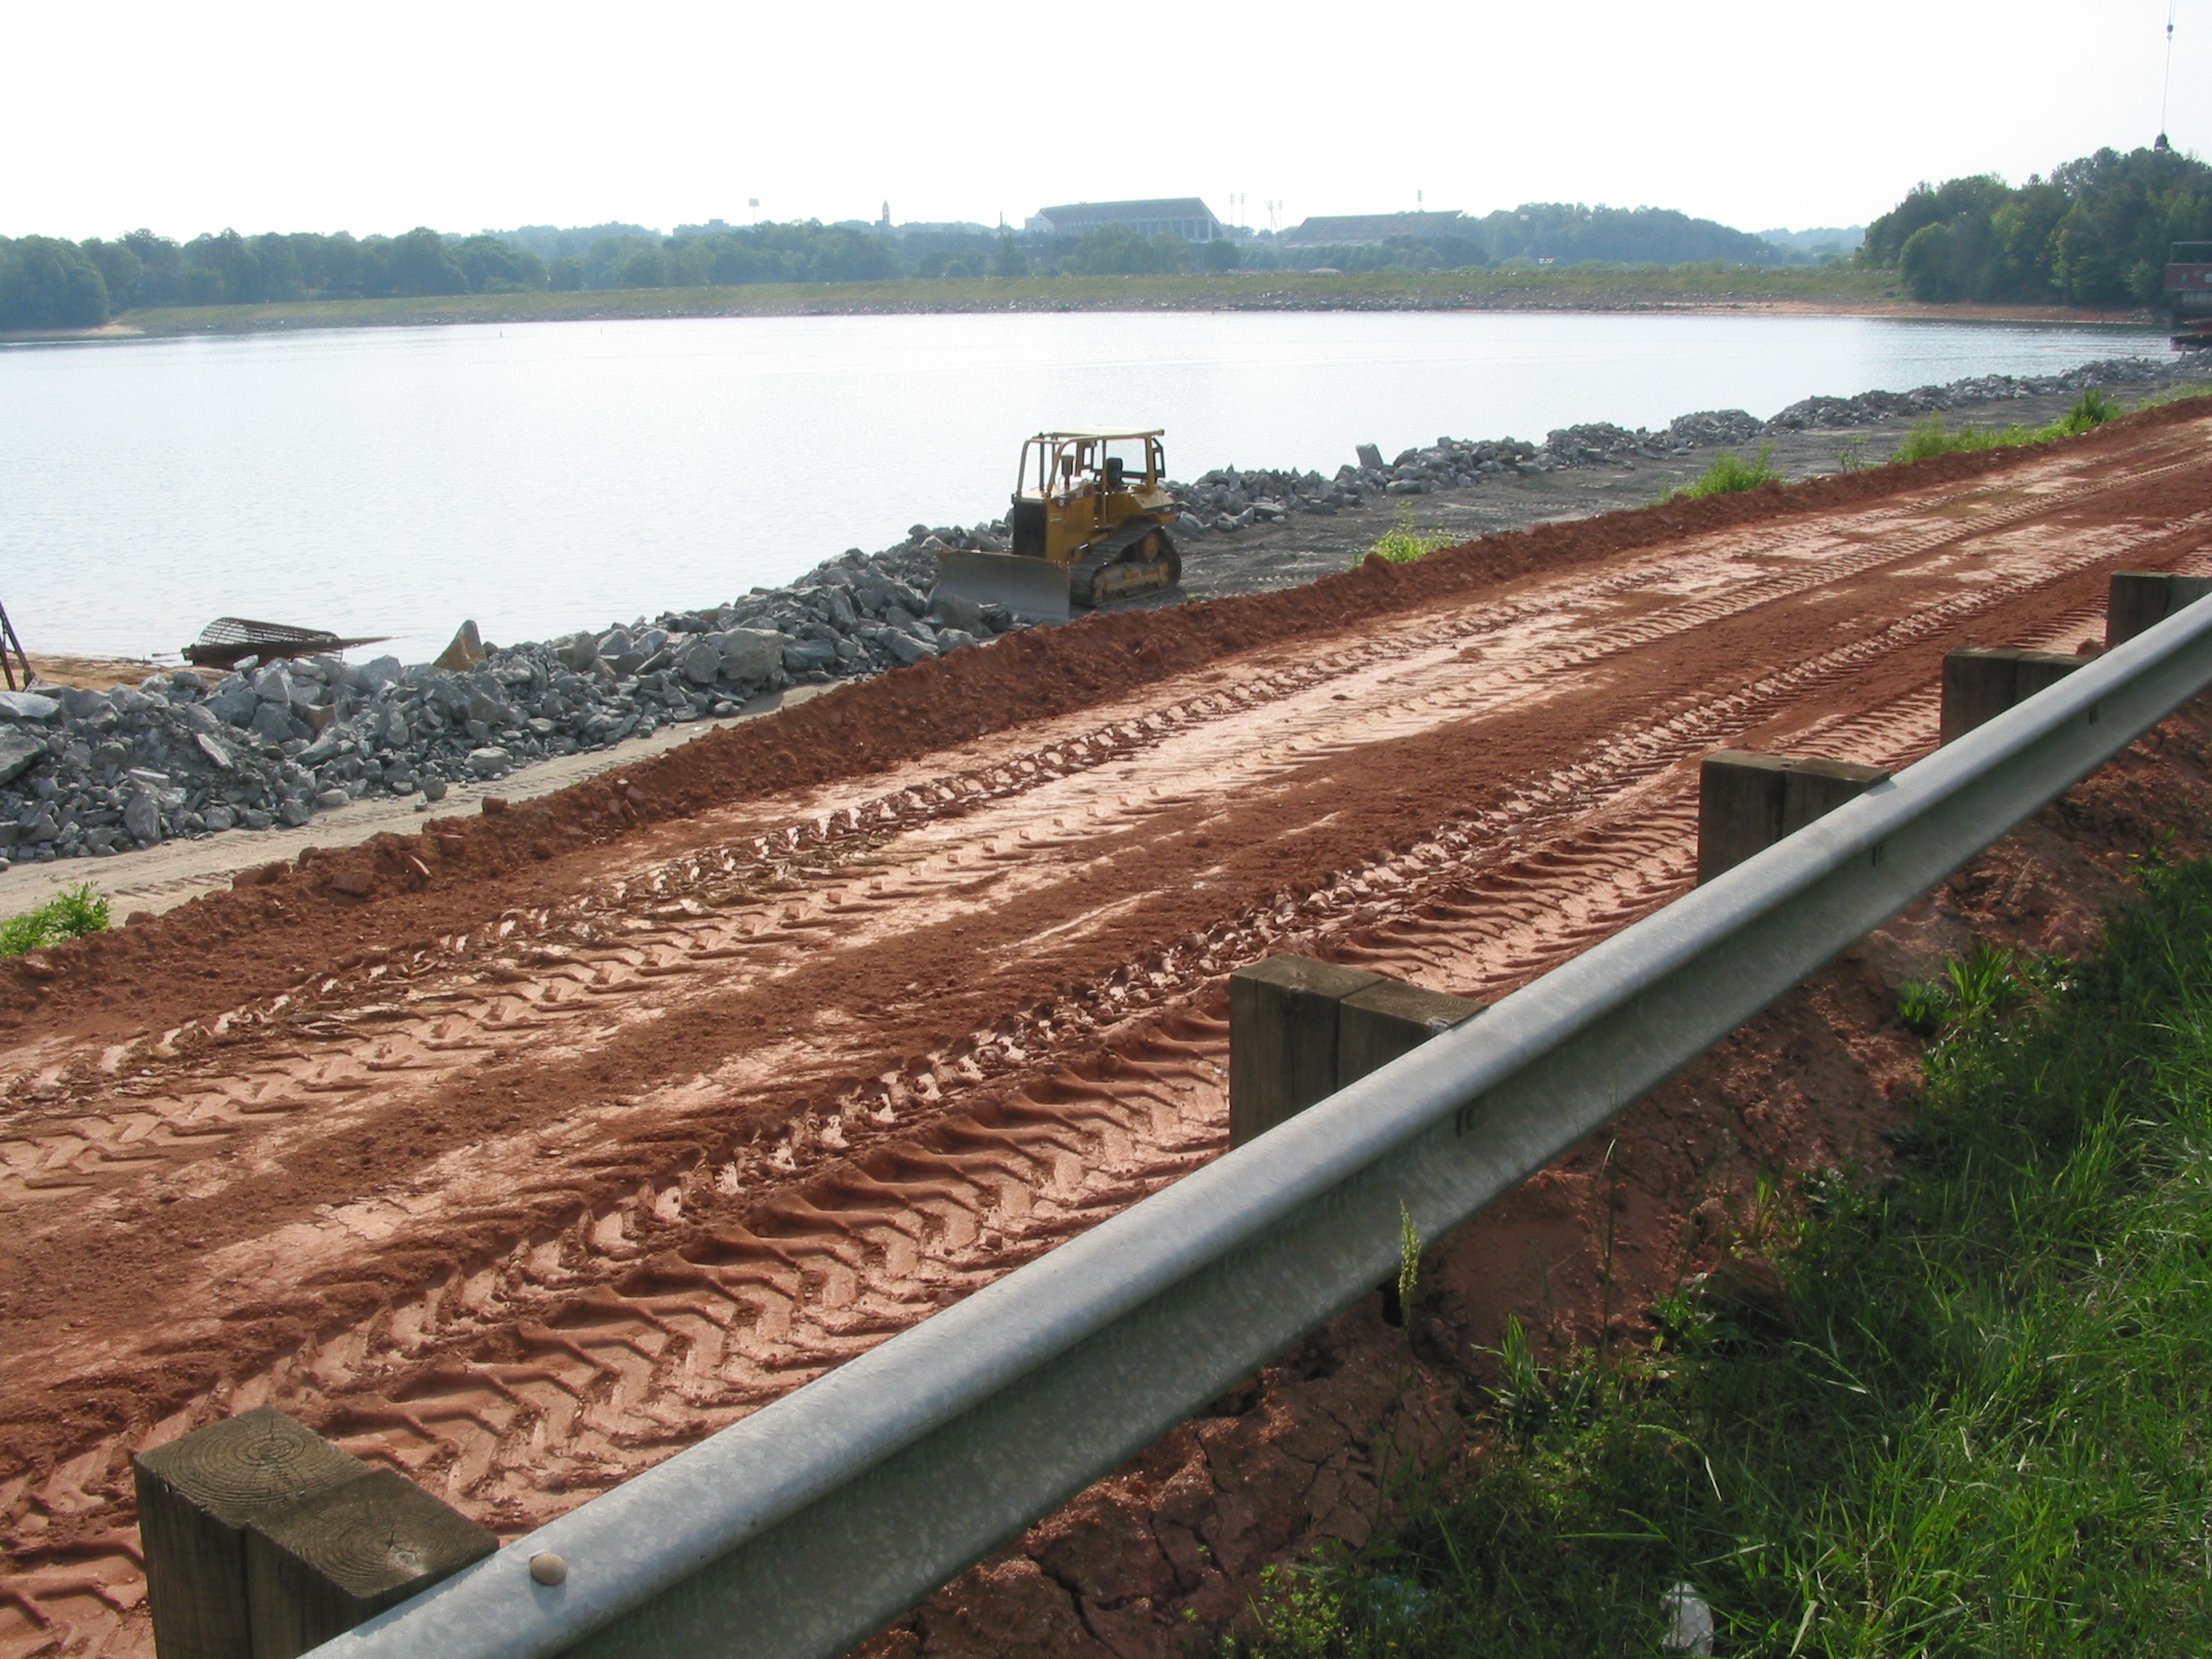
[0,199,1858,330]
[0,227,550,328]
[1862,144,2212,305]
[1474,203,1791,267]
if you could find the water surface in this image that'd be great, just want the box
[0,310,2167,664]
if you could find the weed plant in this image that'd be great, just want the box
[0,885,108,956]
[1360,505,1456,568]
[1663,445,1781,500]
[1238,858,2212,1657]
[1890,387,2118,465]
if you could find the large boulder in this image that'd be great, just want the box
[0,729,46,787]
[675,636,724,686]
[713,628,783,683]
[0,690,58,721]
[880,630,937,666]
[208,678,259,727]
[123,791,162,844]
[782,638,839,674]
[929,592,985,632]
[462,679,512,727]
[249,702,298,745]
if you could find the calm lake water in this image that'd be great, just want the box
[1,310,2171,665]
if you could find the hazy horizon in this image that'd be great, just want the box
[3,1,2196,245]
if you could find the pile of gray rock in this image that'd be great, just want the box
[0,533,1017,870]
[1189,351,2211,509]
[1764,355,2201,430]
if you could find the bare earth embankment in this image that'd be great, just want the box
[3,402,2212,1656]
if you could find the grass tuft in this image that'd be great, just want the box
[1359,505,1456,568]
[0,885,110,957]
[1236,856,2212,1657]
[1664,444,1781,500]
[1891,387,2121,465]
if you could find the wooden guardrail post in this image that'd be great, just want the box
[246,1468,500,1658]
[133,1406,496,1659]
[2107,571,2212,649]
[1229,956,1482,1148]
[1229,956,1382,1147]
[1693,750,1791,882]
[1339,977,1487,1082]
[1938,647,2083,745]
[1697,752,1890,882]
[135,1407,368,1659]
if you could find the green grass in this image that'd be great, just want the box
[1663,444,1783,500]
[107,265,1900,338]
[1238,855,2212,1657]
[1360,505,1458,568]
[1889,387,2120,464]
[0,884,109,956]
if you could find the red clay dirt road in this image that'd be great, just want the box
[3,404,2211,1656]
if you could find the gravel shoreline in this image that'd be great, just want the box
[1,352,2205,885]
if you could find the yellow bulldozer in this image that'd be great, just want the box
[933,429,1183,623]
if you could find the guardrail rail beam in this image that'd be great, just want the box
[311,586,2212,1659]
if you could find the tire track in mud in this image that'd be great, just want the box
[2,435,2208,1657]
[5,452,2187,1220]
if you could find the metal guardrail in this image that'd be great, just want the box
[311,594,2212,1659]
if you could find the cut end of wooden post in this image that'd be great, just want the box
[246,1468,498,1658]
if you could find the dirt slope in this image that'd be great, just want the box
[3,402,2210,1657]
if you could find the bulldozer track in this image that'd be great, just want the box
[4,423,2209,1657]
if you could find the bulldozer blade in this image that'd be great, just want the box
[933,550,1072,624]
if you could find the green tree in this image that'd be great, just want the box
[1066,224,1193,275]
[583,235,657,287]
[77,237,144,309]
[1898,221,1961,300]
[120,229,184,305]
[453,234,545,292]
[182,229,262,304]
[1480,203,1761,265]
[313,232,374,297]
[385,227,467,296]
[994,235,1028,277]
[0,236,110,328]
[547,257,584,291]
[1864,147,2212,306]
[807,225,896,281]
[614,246,668,287]
[1199,238,1240,272]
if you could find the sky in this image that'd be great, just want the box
[4,0,2202,243]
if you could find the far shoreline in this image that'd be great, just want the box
[0,268,2161,345]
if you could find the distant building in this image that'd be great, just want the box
[1031,199,1225,242]
[1279,210,1471,247]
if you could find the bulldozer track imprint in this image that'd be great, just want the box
[5,419,2212,1656]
